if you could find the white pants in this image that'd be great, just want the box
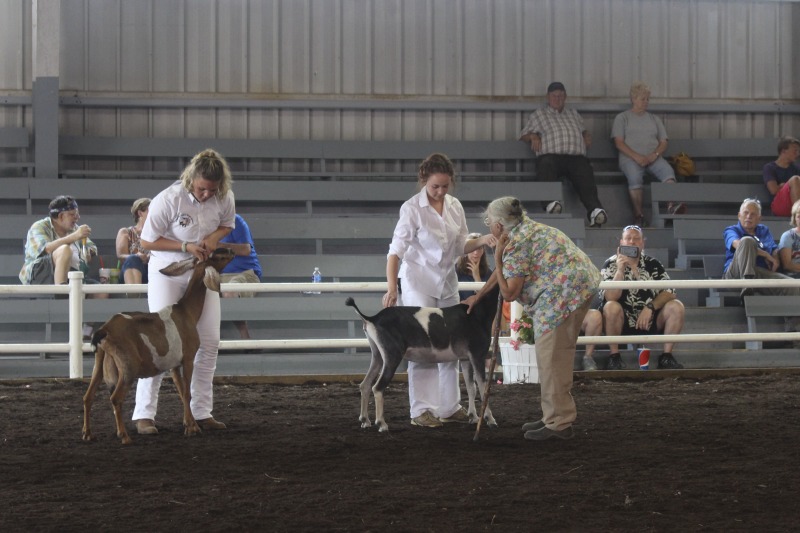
[400,287,461,419]
[132,263,221,421]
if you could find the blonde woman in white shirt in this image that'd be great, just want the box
[384,153,496,428]
[132,149,236,436]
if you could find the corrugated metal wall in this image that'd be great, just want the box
[1,0,798,145]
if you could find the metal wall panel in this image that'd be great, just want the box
[0,0,797,153]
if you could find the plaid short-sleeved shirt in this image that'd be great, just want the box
[502,217,600,338]
[519,105,587,156]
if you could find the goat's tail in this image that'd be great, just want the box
[345,297,369,320]
[90,329,108,352]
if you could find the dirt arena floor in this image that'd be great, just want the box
[1,372,799,532]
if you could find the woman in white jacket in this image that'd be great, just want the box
[383,153,496,428]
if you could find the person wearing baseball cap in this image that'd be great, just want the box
[519,82,608,228]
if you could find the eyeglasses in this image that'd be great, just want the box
[623,225,643,233]
[744,198,761,205]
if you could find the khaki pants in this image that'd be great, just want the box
[533,299,592,431]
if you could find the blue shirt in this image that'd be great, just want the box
[723,222,777,273]
[220,214,262,278]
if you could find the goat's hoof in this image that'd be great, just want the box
[378,424,389,433]
[120,435,133,445]
[359,419,372,429]
[185,425,200,437]
[81,432,95,442]
[486,419,498,428]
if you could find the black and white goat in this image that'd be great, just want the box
[346,285,500,432]
[82,248,234,445]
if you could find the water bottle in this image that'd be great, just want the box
[637,346,650,370]
[311,267,322,294]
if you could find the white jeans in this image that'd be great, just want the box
[399,287,461,419]
[132,263,221,421]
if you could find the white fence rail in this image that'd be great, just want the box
[2,274,800,379]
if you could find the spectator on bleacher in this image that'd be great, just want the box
[20,195,101,286]
[519,81,608,228]
[132,148,235,436]
[778,200,800,278]
[612,81,686,227]
[219,213,263,341]
[467,196,599,440]
[600,225,685,370]
[384,152,497,429]
[763,136,800,217]
[115,197,151,285]
[456,232,492,302]
[723,199,800,306]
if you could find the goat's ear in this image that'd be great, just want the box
[160,257,197,276]
[203,266,222,292]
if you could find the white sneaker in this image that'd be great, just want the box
[546,201,563,214]
[589,208,607,227]
[582,355,598,371]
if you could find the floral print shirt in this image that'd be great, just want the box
[502,217,600,338]
[599,253,675,329]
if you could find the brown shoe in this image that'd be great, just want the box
[197,417,227,431]
[410,411,443,428]
[135,419,158,435]
[439,406,471,424]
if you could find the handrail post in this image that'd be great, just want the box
[68,271,85,379]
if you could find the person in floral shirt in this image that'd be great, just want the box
[599,225,685,370]
[469,196,600,441]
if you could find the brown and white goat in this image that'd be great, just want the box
[346,285,500,433]
[82,248,234,445]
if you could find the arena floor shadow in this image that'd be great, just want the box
[1,373,798,532]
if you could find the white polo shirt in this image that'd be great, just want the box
[141,181,236,271]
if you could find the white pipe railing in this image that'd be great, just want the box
[2,276,800,379]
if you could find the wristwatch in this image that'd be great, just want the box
[645,302,655,312]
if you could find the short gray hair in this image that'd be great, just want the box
[740,198,762,215]
[484,196,526,229]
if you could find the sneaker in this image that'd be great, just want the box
[582,355,598,371]
[197,417,227,430]
[439,406,470,424]
[589,208,607,228]
[668,202,687,215]
[546,200,563,214]
[411,411,443,428]
[135,419,158,435]
[524,425,574,441]
[657,352,684,369]
[606,353,625,370]
[521,420,545,432]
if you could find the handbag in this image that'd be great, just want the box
[670,152,696,178]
